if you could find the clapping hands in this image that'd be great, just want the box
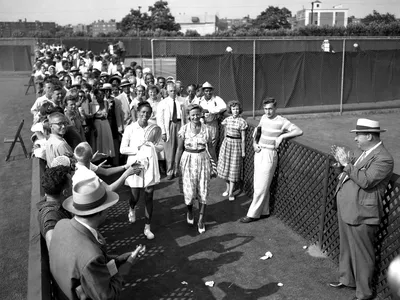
[331,145,353,167]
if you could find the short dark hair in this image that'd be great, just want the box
[137,101,152,114]
[41,166,71,195]
[227,100,243,114]
[186,104,203,116]
[263,97,277,107]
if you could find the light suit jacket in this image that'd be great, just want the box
[157,96,184,142]
[336,144,393,225]
[115,92,132,132]
[49,218,123,300]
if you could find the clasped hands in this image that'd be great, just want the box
[331,145,351,167]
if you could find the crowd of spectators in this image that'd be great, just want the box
[31,41,249,298]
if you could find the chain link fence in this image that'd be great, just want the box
[150,38,400,115]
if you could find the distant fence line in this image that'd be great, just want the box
[1,37,400,115]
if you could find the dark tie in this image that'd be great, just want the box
[127,94,132,104]
[172,99,177,122]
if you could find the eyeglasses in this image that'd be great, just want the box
[51,121,68,127]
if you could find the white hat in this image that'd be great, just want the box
[202,81,214,89]
[50,155,71,168]
[350,118,386,133]
[143,67,152,74]
[63,177,119,216]
[100,83,112,90]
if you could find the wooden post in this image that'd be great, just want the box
[318,156,331,248]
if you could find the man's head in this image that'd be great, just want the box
[157,76,166,89]
[350,118,385,151]
[48,112,68,136]
[51,87,63,104]
[145,73,155,86]
[167,82,177,99]
[263,97,277,119]
[62,177,119,224]
[201,82,214,100]
[44,82,55,98]
[41,165,72,197]
[74,142,93,166]
[62,75,72,89]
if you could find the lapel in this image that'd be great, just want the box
[70,218,107,253]
[337,144,383,190]
[357,144,382,169]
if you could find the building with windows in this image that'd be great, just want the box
[0,20,56,37]
[91,20,118,36]
[295,1,349,27]
[73,24,90,34]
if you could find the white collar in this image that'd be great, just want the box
[74,216,104,244]
[365,141,382,156]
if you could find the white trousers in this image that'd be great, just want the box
[246,148,278,218]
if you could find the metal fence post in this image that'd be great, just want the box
[252,39,256,119]
[318,156,331,247]
[151,39,155,77]
[340,38,346,115]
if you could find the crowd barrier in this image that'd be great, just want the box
[28,121,400,300]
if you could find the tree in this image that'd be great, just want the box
[253,6,292,30]
[120,8,151,33]
[147,1,180,31]
[362,10,396,25]
[120,1,180,32]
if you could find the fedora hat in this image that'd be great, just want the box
[120,78,132,87]
[100,72,109,77]
[350,118,386,133]
[63,177,119,216]
[100,83,112,90]
[202,81,214,90]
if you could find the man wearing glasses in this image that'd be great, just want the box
[45,112,74,167]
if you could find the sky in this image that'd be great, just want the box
[0,0,399,25]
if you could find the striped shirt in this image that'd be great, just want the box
[256,115,296,149]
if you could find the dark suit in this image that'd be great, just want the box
[49,218,123,300]
[336,143,393,299]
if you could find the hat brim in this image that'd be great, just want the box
[62,189,119,216]
[350,129,386,133]
[202,86,214,90]
[119,82,132,87]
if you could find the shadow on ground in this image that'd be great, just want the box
[100,174,355,300]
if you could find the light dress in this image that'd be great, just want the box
[120,122,163,188]
[178,123,212,205]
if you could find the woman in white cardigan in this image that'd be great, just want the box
[120,102,163,240]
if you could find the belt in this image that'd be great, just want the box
[226,135,241,139]
[171,119,181,123]
[94,117,107,120]
[185,148,205,153]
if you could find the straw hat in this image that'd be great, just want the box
[202,82,214,90]
[100,83,112,90]
[350,118,386,133]
[120,78,132,87]
[63,177,119,216]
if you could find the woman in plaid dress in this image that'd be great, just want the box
[217,101,248,201]
[175,104,217,234]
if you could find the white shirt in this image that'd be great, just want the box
[168,96,183,120]
[72,163,103,187]
[198,95,226,114]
